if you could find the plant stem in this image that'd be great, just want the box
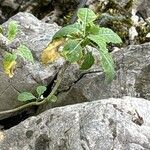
[0,61,69,115]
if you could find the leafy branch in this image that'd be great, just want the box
[0,8,122,115]
[0,61,69,115]
[45,8,122,81]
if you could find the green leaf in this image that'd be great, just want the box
[18,92,36,102]
[88,34,107,52]
[80,51,95,70]
[17,44,34,63]
[98,27,122,44]
[50,95,57,103]
[99,49,115,82]
[88,24,100,35]
[46,95,57,103]
[36,86,47,97]
[77,8,97,36]
[3,52,17,62]
[77,8,97,24]
[53,23,82,39]
[88,35,115,82]
[7,21,18,41]
[62,40,83,63]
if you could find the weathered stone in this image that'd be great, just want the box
[0,0,79,25]
[0,0,52,23]
[136,0,150,19]
[0,97,150,150]
[0,0,149,44]
[0,12,63,119]
[46,42,150,109]
[1,11,149,122]
[37,42,150,112]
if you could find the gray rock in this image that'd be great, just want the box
[0,12,63,119]
[0,0,79,24]
[0,0,52,23]
[1,11,149,122]
[136,0,150,19]
[49,42,150,108]
[0,97,150,150]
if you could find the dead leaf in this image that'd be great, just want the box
[3,60,17,78]
[41,39,64,64]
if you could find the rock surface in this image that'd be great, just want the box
[0,97,150,150]
[0,0,150,49]
[0,12,63,119]
[87,0,150,45]
[0,12,150,120]
[0,0,79,25]
[46,42,150,109]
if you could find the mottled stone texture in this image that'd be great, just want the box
[0,12,63,119]
[0,97,150,150]
[0,0,79,24]
[49,42,150,108]
[0,12,150,120]
[0,0,150,24]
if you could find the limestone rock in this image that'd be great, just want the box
[0,12,63,120]
[136,0,150,19]
[0,2,150,121]
[0,0,52,23]
[49,42,150,108]
[0,97,150,150]
[0,0,79,25]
